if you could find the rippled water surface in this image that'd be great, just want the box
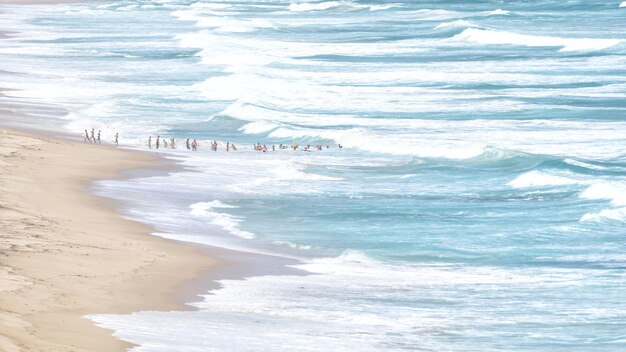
[2,0,626,350]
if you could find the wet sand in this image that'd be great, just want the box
[0,127,216,351]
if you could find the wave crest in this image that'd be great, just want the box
[190,201,255,239]
[434,20,479,30]
[288,1,342,12]
[452,28,622,52]
[508,171,582,188]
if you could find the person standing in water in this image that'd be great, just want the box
[90,128,96,142]
[192,139,197,151]
[227,142,230,152]
[186,138,190,150]
[84,129,91,143]
[97,130,101,144]
[114,132,119,146]
[148,136,152,149]
[156,135,160,149]
[170,138,176,149]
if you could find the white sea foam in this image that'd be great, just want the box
[399,8,509,21]
[270,163,343,181]
[189,201,255,239]
[408,9,468,21]
[288,1,341,12]
[266,126,486,159]
[580,183,626,207]
[176,31,433,69]
[190,3,233,10]
[174,28,626,119]
[489,9,510,15]
[434,20,478,30]
[273,240,312,250]
[192,73,278,100]
[190,200,238,212]
[620,1,626,8]
[172,153,342,198]
[453,28,622,52]
[239,120,281,134]
[294,250,566,287]
[0,45,67,56]
[195,17,275,32]
[508,171,582,188]
[90,246,604,351]
[368,4,398,11]
[5,1,623,350]
[232,113,626,160]
[171,9,200,22]
[580,207,626,222]
[61,100,117,121]
[563,159,609,171]
[579,183,626,222]
[175,32,281,67]
[508,172,626,222]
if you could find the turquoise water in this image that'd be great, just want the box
[2,0,626,350]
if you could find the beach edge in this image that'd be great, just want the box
[0,126,216,351]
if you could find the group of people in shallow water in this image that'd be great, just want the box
[84,129,344,153]
[84,128,118,146]
[148,135,213,151]
[149,135,193,150]
[254,143,343,152]
[147,138,342,153]
[147,136,240,152]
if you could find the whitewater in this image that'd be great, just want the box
[1,0,626,351]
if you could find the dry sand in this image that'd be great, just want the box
[0,128,217,351]
[0,10,300,349]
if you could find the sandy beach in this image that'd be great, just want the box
[3,0,626,350]
[0,10,298,349]
[0,128,217,351]
[0,3,223,349]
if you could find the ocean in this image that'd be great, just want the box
[2,0,626,350]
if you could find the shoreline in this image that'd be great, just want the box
[0,6,303,350]
[0,125,302,351]
[0,126,214,351]
[0,17,302,348]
